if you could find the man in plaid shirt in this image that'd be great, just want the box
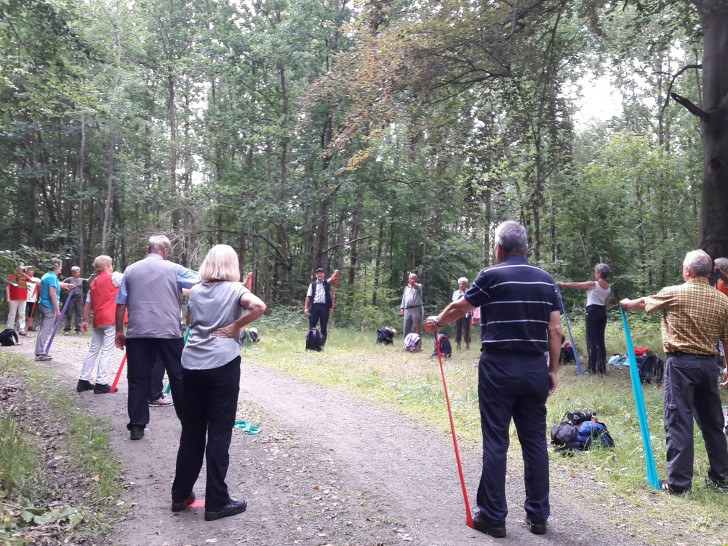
[621,249,728,494]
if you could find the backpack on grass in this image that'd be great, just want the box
[550,410,614,454]
[432,333,452,358]
[636,350,664,384]
[403,333,421,352]
[306,328,324,351]
[0,328,18,346]
[376,326,396,345]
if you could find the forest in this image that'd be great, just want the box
[1,0,726,323]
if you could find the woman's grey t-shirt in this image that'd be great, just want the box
[181,281,250,370]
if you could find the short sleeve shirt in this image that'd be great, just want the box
[644,277,728,355]
[464,254,560,355]
[39,271,61,308]
[182,281,250,370]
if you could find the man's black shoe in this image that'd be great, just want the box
[525,517,547,534]
[706,478,728,492]
[204,499,247,521]
[659,479,691,495]
[171,491,196,512]
[471,512,506,538]
[76,379,94,392]
[94,383,111,394]
[130,426,145,441]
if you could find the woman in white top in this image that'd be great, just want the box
[558,263,611,375]
[451,277,472,349]
[171,244,266,522]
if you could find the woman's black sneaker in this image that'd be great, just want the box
[76,379,94,392]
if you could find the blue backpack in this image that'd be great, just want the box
[432,334,452,358]
[551,411,614,454]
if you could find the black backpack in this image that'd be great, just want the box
[637,351,664,384]
[376,327,395,345]
[0,328,18,346]
[550,410,615,454]
[306,328,324,351]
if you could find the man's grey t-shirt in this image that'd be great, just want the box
[182,281,250,371]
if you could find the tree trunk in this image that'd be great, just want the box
[77,112,86,268]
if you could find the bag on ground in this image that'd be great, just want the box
[376,326,396,345]
[432,333,452,357]
[560,344,574,364]
[0,328,18,346]
[306,328,324,351]
[403,333,421,352]
[550,410,614,454]
[636,350,664,384]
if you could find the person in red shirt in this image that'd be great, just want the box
[713,257,728,387]
[5,264,31,335]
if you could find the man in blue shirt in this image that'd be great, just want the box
[115,235,200,440]
[34,258,74,361]
[426,221,561,538]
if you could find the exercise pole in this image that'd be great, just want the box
[330,274,338,330]
[426,322,474,528]
[45,286,74,354]
[620,307,660,489]
[556,285,583,374]
[26,283,40,330]
[110,354,126,393]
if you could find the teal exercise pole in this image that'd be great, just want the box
[164,327,189,395]
[556,285,583,374]
[620,307,660,489]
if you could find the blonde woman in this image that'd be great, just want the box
[171,245,266,521]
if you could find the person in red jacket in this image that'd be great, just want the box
[5,263,31,335]
[77,255,126,394]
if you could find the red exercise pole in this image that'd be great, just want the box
[246,272,253,290]
[426,322,474,528]
[330,275,338,329]
[110,354,127,393]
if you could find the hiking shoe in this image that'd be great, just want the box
[659,479,691,495]
[149,396,173,407]
[35,354,52,361]
[130,426,145,440]
[472,512,506,538]
[171,491,196,512]
[525,517,547,534]
[76,379,95,392]
[18,330,26,336]
[204,499,247,521]
[94,383,111,394]
[63,331,70,335]
[706,478,728,492]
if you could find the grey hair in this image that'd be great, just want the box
[147,234,171,252]
[495,221,527,255]
[594,263,610,279]
[71,266,80,272]
[457,277,468,284]
[714,257,728,272]
[683,250,712,276]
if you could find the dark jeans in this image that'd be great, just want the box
[172,356,241,511]
[663,353,728,490]
[454,316,471,345]
[585,304,607,374]
[309,303,330,341]
[476,351,550,525]
[125,338,184,428]
[150,356,165,402]
[64,296,83,332]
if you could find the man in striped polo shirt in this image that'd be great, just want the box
[621,249,728,494]
[426,220,561,538]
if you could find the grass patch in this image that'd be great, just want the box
[248,323,728,540]
[0,352,124,543]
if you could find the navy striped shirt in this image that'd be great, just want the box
[464,254,559,355]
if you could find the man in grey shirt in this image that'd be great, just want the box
[399,273,423,337]
[115,235,200,440]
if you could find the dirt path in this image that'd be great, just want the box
[0,336,691,545]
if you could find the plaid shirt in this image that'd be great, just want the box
[644,277,728,355]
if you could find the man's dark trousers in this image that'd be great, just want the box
[476,351,550,525]
[309,303,330,342]
[125,338,184,428]
[663,353,728,490]
[172,356,240,511]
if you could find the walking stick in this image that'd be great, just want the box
[26,283,40,330]
[110,354,127,393]
[620,307,660,489]
[556,285,583,374]
[45,286,74,354]
[426,322,474,528]
[329,275,338,330]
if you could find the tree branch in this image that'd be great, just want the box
[661,64,701,110]
[323,235,373,253]
[671,92,708,121]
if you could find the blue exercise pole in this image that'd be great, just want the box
[556,285,582,374]
[620,307,660,489]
